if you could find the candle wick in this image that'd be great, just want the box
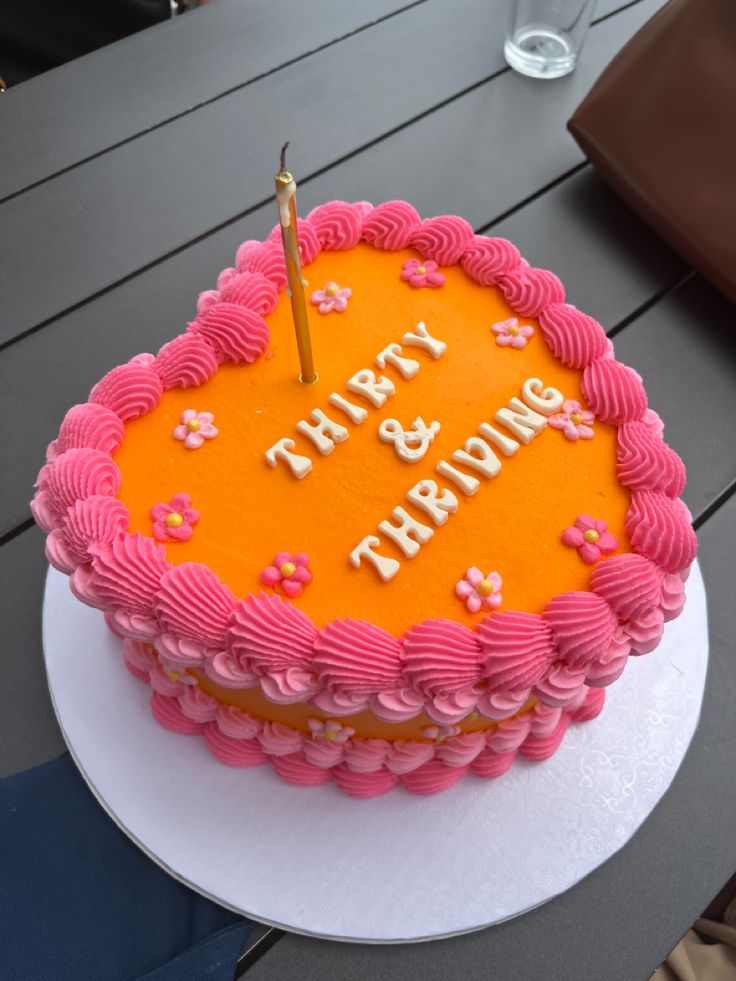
[279,141,290,174]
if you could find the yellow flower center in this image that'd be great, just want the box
[508,324,519,336]
[583,529,600,544]
[477,579,495,597]
[570,412,583,425]
[280,561,296,577]
[467,711,480,722]
[166,670,181,681]
[165,512,184,528]
[186,418,201,432]
[416,266,427,275]
[325,284,339,297]
[324,730,336,741]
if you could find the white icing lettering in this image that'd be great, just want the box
[296,409,349,456]
[378,507,434,559]
[347,368,396,408]
[349,535,400,582]
[435,460,480,496]
[402,321,446,359]
[406,479,458,527]
[477,422,520,457]
[521,378,565,415]
[451,436,501,479]
[264,437,313,479]
[328,392,368,424]
[378,416,441,464]
[495,398,547,444]
[375,343,420,380]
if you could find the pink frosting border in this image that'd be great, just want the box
[32,200,697,753]
[124,636,606,797]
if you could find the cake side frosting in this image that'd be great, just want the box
[31,201,697,794]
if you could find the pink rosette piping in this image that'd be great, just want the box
[626,491,698,574]
[625,607,665,656]
[616,421,687,497]
[123,638,156,682]
[266,218,321,265]
[88,533,171,613]
[313,619,402,694]
[37,449,121,526]
[590,553,665,621]
[155,632,211,667]
[435,731,485,767]
[259,668,319,704]
[342,739,389,773]
[533,663,587,709]
[401,619,482,724]
[307,201,369,250]
[153,333,219,389]
[109,608,159,642]
[45,530,79,574]
[196,290,220,315]
[582,358,648,425]
[475,688,530,721]
[660,572,686,622]
[216,705,262,740]
[152,564,236,649]
[368,687,425,723]
[384,740,436,775]
[498,266,565,318]
[269,753,332,787]
[309,688,370,716]
[400,760,469,796]
[236,241,288,293]
[538,304,611,369]
[470,749,517,779]
[189,302,269,364]
[218,271,279,315]
[459,236,521,286]
[410,214,474,265]
[257,722,304,757]
[485,714,532,754]
[204,652,259,689]
[528,703,564,738]
[179,685,220,723]
[361,200,421,250]
[544,592,618,668]
[203,723,267,767]
[584,627,630,687]
[226,592,317,682]
[89,361,163,420]
[61,496,129,565]
[477,611,555,690]
[332,765,399,799]
[53,403,125,458]
[150,691,202,735]
[149,661,187,697]
[569,686,606,723]
[30,490,62,533]
[302,738,345,769]
[519,715,570,761]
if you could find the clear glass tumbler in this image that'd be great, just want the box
[504,0,598,79]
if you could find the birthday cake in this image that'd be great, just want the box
[32,200,697,798]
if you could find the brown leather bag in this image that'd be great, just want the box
[568,0,736,305]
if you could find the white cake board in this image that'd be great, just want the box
[43,562,708,943]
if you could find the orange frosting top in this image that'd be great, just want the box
[114,244,630,636]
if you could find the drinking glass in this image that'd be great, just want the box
[504,0,598,79]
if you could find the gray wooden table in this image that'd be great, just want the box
[2,1,735,978]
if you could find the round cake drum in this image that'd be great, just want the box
[44,561,707,942]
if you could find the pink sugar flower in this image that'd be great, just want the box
[173,409,218,449]
[308,718,355,743]
[423,724,461,742]
[260,551,312,597]
[400,258,445,289]
[548,399,595,441]
[562,515,618,565]
[310,281,351,314]
[491,318,534,349]
[160,659,197,686]
[456,567,503,614]
[151,493,200,543]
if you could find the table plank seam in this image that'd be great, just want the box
[608,270,696,339]
[0,0,653,354]
[0,0,429,209]
[693,477,736,531]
